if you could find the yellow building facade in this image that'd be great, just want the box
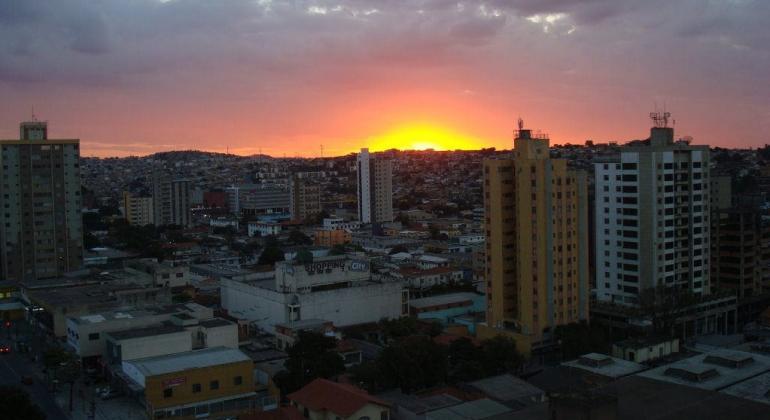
[482,123,589,355]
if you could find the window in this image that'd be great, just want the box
[192,383,201,393]
[163,388,173,398]
[210,380,219,390]
[233,376,243,386]
[88,333,100,341]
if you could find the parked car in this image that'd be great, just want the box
[0,344,10,354]
[99,388,122,400]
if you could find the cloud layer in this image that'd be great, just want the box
[0,0,768,156]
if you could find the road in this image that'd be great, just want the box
[0,340,70,420]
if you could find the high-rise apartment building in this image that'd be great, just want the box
[711,205,770,298]
[595,115,711,305]
[122,192,155,226]
[0,120,83,281]
[481,121,589,354]
[357,148,393,224]
[152,173,191,227]
[289,175,322,222]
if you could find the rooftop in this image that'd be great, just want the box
[106,323,186,340]
[126,347,251,377]
[425,398,511,420]
[409,293,481,310]
[562,353,647,379]
[467,374,545,405]
[637,348,770,391]
[287,378,390,417]
[721,371,770,405]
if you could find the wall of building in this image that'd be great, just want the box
[108,331,192,364]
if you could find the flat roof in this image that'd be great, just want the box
[107,323,186,340]
[468,374,544,404]
[409,293,480,310]
[126,347,251,377]
[425,398,511,420]
[637,349,770,391]
[721,371,770,405]
[199,318,234,328]
[562,353,647,379]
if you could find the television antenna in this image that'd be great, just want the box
[649,111,671,128]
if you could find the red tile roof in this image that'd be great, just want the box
[287,378,390,417]
[240,406,305,420]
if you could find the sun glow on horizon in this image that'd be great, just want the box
[364,123,483,152]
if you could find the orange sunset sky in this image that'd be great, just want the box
[0,1,768,157]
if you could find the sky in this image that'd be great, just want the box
[0,0,768,157]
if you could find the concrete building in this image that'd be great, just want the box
[612,337,680,363]
[105,318,238,365]
[323,217,361,231]
[289,175,322,222]
[65,303,214,360]
[124,258,192,289]
[221,255,406,333]
[357,148,393,223]
[711,206,770,298]
[595,117,711,305]
[0,120,84,282]
[122,347,258,420]
[247,221,281,237]
[314,228,351,247]
[227,184,289,216]
[153,175,191,227]
[480,120,590,355]
[408,292,485,323]
[122,192,154,226]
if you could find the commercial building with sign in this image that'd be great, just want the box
[222,255,406,332]
[122,347,257,419]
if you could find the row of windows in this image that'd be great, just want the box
[163,376,243,398]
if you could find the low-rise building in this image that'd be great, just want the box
[612,337,680,363]
[124,258,192,289]
[122,347,258,420]
[394,266,464,291]
[314,228,352,247]
[248,221,282,237]
[408,292,485,323]
[221,256,406,333]
[287,378,391,420]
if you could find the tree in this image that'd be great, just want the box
[554,322,609,360]
[0,386,45,420]
[639,284,698,337]
[379,317,417,341]
[258,245,285,266]
[296,248,314,264]
[376,336,448,393]
[329,244,347,255]
[479,336,524,376]
[448,337,485,382]
[275,331,345,395]
[288,230,312,246]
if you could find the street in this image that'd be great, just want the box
[0,339,69,420]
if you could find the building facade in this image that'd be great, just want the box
[289,175,322,222]
[595,120,711,305]
[357,148,393,224]
[153,175,191,227]
[481,122,589,354]
[0,120,83,281]
[123,192,154,226]
[226,184,289,216]
[711,206,770,298]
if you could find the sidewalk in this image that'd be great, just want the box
[53,381,147,420]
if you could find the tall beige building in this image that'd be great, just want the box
[480,121,589,355]
[152,173,191,227]
[289,175,322,222]
[0,120,83,281]
[122,192,155,226]
[357,148,393,224]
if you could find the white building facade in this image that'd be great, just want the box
[221,256,406,333]
[595,124,711,305]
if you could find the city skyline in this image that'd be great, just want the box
[1,1,769,157]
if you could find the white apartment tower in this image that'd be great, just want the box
[595,115,711,305]
[357,148,393,224]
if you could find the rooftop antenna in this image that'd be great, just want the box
[649,111,671,128]
[31,106,36,121]
[518,117,524,130]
